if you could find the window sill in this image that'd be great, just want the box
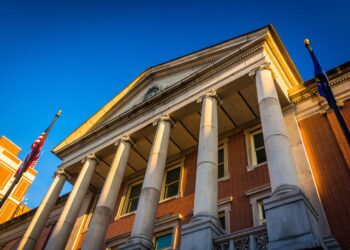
[247,161,267,172]
[218,175,230,182]
[116,211,136,220]
[159,194,180,204]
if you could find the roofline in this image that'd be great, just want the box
[53,24,301,154]
[304,60,350,85]
[0,136,21,151]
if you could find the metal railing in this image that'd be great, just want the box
[214,225,268,250]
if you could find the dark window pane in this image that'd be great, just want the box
[127,198,139,213]
[218,148,224,164]
[219,214,226,230]
[129,183,142,199]
[218,163,225,179]
[165,168,180,184]
[164,182,179,198]
[253,133,264,149]
[256,148,267,164]
[155,233,172,250]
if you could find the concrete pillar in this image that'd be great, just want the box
[180,91,225,250]
[18,169,69,250]
[255,64,300,191]
[254,63,323,249]
[45,154,99,250]
[82,136,133,250]
[194,91,219,217]
[120,115,173,250]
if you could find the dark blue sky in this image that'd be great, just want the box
[1,0,349,208]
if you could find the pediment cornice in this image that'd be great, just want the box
[55,40,265,158]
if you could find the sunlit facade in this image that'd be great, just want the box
[0,25,349,250]
[0,136,36,224]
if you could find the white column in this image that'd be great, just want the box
[82,136,133,250]
[18,169,69,250]
[255,64,300,191]
[124,115,173,249]
[45,154,99,250]
[193,91,219,218]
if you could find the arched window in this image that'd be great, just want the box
[144,86,159,101]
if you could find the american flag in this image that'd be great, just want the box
[15,132,46,176]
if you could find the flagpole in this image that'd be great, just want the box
[0,110,61,210]
[333,105,350,145]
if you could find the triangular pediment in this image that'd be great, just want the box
[54,25,297,154]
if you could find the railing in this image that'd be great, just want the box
[214,225,268,250]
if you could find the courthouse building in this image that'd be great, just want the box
[0,136,36,224]
[0,25,349,249]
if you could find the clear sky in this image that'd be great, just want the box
[0,0,349,208]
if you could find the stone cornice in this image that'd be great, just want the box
[55,42,265,159]
[289,72,350,104]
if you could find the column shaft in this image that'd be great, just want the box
[82,138,132,250]
[18,169,67,250]
[126,116,172,248]
[255,67,299,191]
[193,92,219,217]
[45,154,98,250]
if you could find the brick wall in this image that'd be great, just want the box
[103,131,270,247]
[299,100,350,248]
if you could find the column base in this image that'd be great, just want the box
[323,236,341,250]
[180,214,225,250]
[264,185,325,250]
[119,235,153,250]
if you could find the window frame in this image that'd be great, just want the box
[245,125,267,171]
[160,160,184,203]
[218,140,229,181]
[154,230,174,250]
[116,179,143,219]
[245,185,271,227]
[218,196,232,232]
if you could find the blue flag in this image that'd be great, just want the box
[304,39,337,109]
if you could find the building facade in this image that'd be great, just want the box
[0,25,349,249]
[0,136,36,224]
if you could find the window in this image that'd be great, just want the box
[257,199,266,225]
[245,127,267,171]
[155,233,172,250]
[125,182,142,214]
[218,212,226,231]
[218,142,229,180]
[245,184,271,226]
[218,148,225,179]
[252,130,267,165]
[161,166,181,200]
[144,86,160,101]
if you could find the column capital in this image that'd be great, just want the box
[81,153,100,164]
[114,135,135,147]
[53,168,71,180]
[197,90,222,105]
[153,114,175,127]
[248,62,273,78]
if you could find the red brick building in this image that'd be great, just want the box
[0,25,349,250]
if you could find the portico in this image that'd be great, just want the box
[19,25,335,250]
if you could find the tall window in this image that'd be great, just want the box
[155,232,173,250]
[257,199,266,225]
[218,148,225,179]
[252,130,267,165]
[162,167,181,200]
[218,211,226,230]
[125,182,142,214]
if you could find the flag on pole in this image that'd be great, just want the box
[0,110,61,210]
[304,39,350,145]
[14,132,46,177]
[304,39,337,109]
